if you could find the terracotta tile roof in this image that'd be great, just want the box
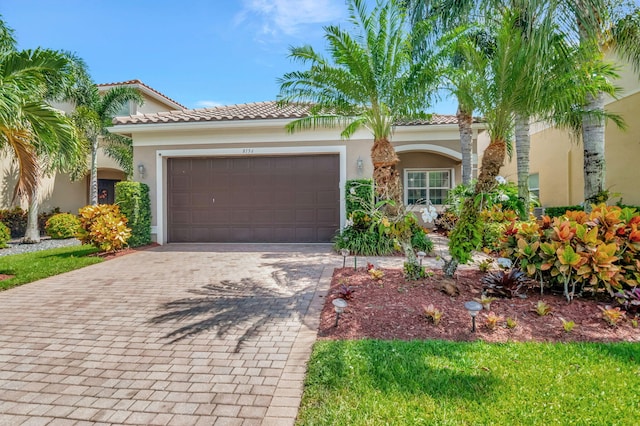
[112,100,478,126]
[98,79,186,109]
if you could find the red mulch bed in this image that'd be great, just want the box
[319,267,640,343]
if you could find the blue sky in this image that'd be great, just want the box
[0,0,456,113]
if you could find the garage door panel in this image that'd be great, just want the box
[295,209,316,223]
[274,209,295,222]
[168,155,339,243]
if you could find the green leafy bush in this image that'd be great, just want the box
[77,204,131,252]
[346,179,374,215]
[0,207,27,238]
[334,204,432,257]
[115,181,151,247]
[411,226,433,253]
[0,207,61,238]
[0,222,10,248]
[544,205,584,218]
[45,213,81,239]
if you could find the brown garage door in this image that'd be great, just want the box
[167,155,340,243]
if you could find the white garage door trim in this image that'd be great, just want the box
[155,145,347,244]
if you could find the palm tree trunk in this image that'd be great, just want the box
[475,139,507,196]
[515,114,531,220]
[582,91,606,212]
[90,136,99,205]
[371,137,402,217]
[23,188,41,243]
[457,106,473,185]
[445,138,507,278]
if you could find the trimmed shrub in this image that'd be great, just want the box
[0,207,61,238]
[45,213,81,239]
[544,205,584,218]
[0,222,10,248]
[77,204,131,252]
[501,204,640,302]
[346,179,374,216]
[115,181,151,247]
[0,207,27,238]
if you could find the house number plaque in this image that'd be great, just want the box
[242,148,254,154]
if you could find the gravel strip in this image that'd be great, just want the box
[0,238,81,257]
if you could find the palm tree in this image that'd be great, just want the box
[71,82,143,205]
[278,0,438,217]
[407,0,480,186]
[571,0,640,209]
[439,0,576,275]
[0,18,82,241]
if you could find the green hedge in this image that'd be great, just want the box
[544,205,584,218]
[346,179,374,216]
[115,181,151,247]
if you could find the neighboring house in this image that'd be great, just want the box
[0,80,184,213]
[499,54,640,208]
[111,102,485,244]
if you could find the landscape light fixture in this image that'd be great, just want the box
[340,248,349,268]
[464,301,483,333]
[417,251,426,267]
[332,298,348,327]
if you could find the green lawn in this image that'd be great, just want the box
[298,339,640,425]
[0,245,101,290]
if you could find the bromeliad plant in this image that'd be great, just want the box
[481,268,530,299]
[501,204,640,302]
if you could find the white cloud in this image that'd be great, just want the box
[195,100,225,108]
[237,0,345,36]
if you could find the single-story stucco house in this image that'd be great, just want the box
[110,102,486,244]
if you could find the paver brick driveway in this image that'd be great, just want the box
[0,244,338,425]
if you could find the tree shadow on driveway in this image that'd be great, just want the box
[150,277,315,352]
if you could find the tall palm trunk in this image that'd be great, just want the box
[445,138,507,277]
[371,136,403,216]
[582,91,606,212]
[475,139,507,195]
[515,114,531,220]
[23,187,41,243]
[90,136,99,205]
[457,105,473,185]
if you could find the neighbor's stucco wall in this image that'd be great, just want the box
[136,95,179,115]
[0,148,126,212]
[500,91,640,207]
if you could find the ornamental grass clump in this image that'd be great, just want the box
[77,204,131,253]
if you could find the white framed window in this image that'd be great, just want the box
[528,173,540,200]
[404,169,453,205]
[114,101,133,117]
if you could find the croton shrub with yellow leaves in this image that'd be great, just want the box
[77,204,132,253]
[501,204,640,302]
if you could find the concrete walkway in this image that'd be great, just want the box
[0,244,340,425]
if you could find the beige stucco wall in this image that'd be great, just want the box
[136,95,179,115]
